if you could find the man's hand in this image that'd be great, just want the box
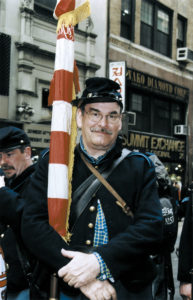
[80,279,117,300]
[180,283,192,300]
[58,249,100,287]
[0,175,5,188]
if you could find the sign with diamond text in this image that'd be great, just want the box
[109,61,126,111]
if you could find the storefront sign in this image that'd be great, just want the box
[122,131,185,161]
[24,124,51,148]
[109,61,126,110]
[126,68,189,101]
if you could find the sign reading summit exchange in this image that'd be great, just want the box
[122,132,185,161]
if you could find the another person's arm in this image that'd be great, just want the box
[178,196,192,299]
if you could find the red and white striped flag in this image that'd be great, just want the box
[0,246,6,300]
[48,0,90,241]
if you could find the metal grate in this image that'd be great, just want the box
[0,33,11,96]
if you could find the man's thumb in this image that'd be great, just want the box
[61,248,75,258]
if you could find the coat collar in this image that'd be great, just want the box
[6,163,36,191]
[78,136,123,166]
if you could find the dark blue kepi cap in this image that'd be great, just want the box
[73,77,123,109]
[0,126,30,152]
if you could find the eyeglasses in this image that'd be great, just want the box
[85,110,122,124]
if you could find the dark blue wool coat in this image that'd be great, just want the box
[21,138,163,295]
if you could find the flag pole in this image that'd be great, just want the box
[47,1,90,298]
[49,273,59,300]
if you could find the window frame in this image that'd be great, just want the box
[126,88,186,136]
[0,33,11,96]
[34,0,57,23]
[34,0,56,11]
[120,0,135,41]
[140,0,173,57]
[42,88,50,108]
[177,14,187,48]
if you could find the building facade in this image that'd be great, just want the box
[0,0,108,155]
[108,0,193,185]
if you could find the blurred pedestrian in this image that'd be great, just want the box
[177,182,193,300]
[0,126,36,300]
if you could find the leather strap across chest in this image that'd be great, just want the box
[72,148,133,229]
[80,152,134,218]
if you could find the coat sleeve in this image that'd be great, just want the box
[95,156,163,280]
[177,198,192,283]
[21,154,71,272]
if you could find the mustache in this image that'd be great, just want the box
[90,127,113,135]
[1,165,15,171]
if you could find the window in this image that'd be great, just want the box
[153,99,170,135]
[177,15,187,48]
[140,0,153,49]
[0,33,11,96]
[34,0,56,10]
[42,88,49,108]
[140,0,172,57]
[34,0,56,22]
[131,93,142,111]
[126,88,186,136]
[128,93,150,132]
[172,102,185,128]
[172,103,181,122]
[120,0,135,41]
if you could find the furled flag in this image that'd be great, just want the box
[0,246,6,300]
[48,0,90,242]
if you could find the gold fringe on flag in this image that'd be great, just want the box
[63,88,77,242]
[57,0,90,32]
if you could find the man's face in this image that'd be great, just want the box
[77,102,122,156]
[0,147,31,179]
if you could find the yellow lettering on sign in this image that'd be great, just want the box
[151,137,158,149]
[153,150,171,159]
[127,70,132,80]
[174,141,185,152]
[136,73,145,85]
[123,134,185,159]
[128,133,150,148]
[147,77,153,88]
[174,86,186,98]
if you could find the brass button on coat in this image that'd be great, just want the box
[89,206,96,212]
[88,223,94,229]
[85,240,91,245]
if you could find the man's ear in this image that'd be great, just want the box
[76,108,83,129]
[118,117,122,132]
[24,146,32,160]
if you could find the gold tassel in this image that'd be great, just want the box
[63,86,77,243]
[57,0,90,32]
